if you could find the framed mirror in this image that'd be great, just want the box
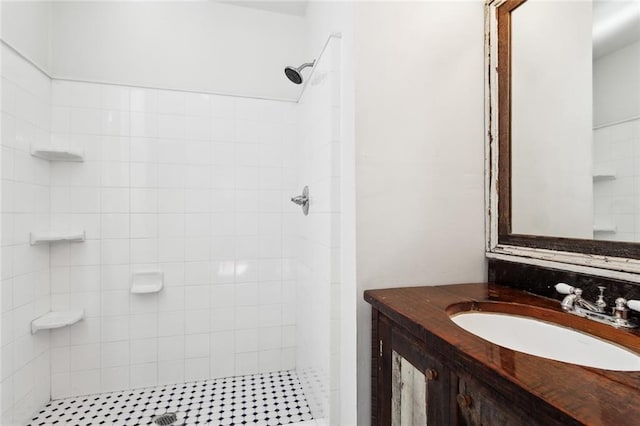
[485,0,640,274]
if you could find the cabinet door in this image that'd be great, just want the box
[456,374,541,426]
[391,350,427,425]
[373,312,452,426]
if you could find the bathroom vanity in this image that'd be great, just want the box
[365,282,640,426]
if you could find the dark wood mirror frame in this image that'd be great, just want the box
[494,0,640,261]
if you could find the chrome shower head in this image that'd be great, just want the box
[284,60,315,84]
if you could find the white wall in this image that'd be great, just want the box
[47,80,299,399]
[1,44,52,426]
[510,0,593,239]
[354,1,486,423]
[594,40,640,126]
[49,1,306,100]
[1,1,52,73]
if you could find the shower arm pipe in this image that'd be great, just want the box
[298,61,316,71]
[296,32,342,103]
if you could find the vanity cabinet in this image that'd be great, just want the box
[373,308,542,426]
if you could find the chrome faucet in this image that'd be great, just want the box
[555,283,639,329]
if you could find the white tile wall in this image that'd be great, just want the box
[1,45,52,425]
[47,81,300,400]
[286,39,341,424]
[593,118,640,242]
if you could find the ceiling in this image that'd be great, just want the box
[593,0,640,58]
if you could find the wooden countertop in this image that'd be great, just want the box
[364,283,640,426]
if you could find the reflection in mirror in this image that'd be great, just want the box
[593,1,640,242]
[510,0,640,242]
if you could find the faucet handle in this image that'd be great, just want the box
[613,298,631,322]
[596,286,607,310]
[555,283,575,295]
[627,300,640,313]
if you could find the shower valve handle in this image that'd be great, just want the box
[291,186,310,216]
[291,195,308,206]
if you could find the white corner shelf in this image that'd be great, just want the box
[31,146,84,162]
[593,225,617,233]
[31,309,84,334]
[592,169,616,181]
[30,231,86,245]
[130,271,164,294]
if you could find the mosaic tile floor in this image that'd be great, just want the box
[29,370,314,426]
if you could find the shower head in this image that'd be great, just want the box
[284,60,316,84]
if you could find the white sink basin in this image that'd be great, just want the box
[451,312,640,371]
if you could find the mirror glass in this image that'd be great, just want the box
[510,0,640,243]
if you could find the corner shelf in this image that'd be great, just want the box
[30,231,86,245]
[31,146,84,162]
[31,309,84,334]
[592,169,616,181]
[593,225,616,233]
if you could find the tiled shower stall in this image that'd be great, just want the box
[0,33,342,425]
